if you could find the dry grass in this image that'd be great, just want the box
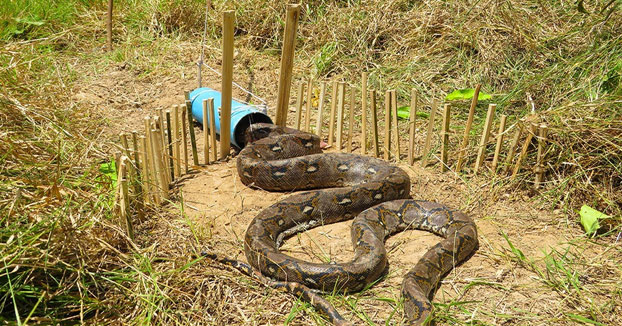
[1,0,621,325]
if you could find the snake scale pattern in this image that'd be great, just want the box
[235,123,478,325]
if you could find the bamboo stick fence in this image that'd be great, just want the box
[284,76,550,185]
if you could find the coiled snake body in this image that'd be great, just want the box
[235,123,478,325]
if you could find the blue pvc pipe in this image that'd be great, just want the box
[189,87,273,149]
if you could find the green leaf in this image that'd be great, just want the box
[579,205,609,236]
[15,18,45,26]
[397,106,430,120]
[416,111,429,119]
[99,160,117,187]
[397,106,410,119]
[445,88,492,101]
[566,313,605,325]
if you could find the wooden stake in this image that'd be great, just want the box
[165,110,174,181]
[440,104,451,172]
[145,123,160,205]
[131,131,144,220]
[370,90,379,158]
[535,124,548,188]
[140,135,151,204]
[114,152,121,182]
[294,81,304,130]
[154,115,170,185]
[347,85,355,152]
[143,117,156,204]
[202,99,210,165]
[156,109,170,184]
[315,81,327,138]
[106,0,113,51]
[328,80,338,146]
[421,99,438,167]
[209,100,218,161]
[336,82,346,151]
[172,105,181,177]
[186,100,199,166]
[361,72,368,155]
[408,89,417,165]
[275,4,301,126]
[391,90,400,160]
[384,90,391,160]
[118,156,133,240]
[474,103,497,174]
[181,105,189,173]
[150,128,168,202]
[456,84,482,171]
[491,114,508,172]
[120,133,131,159]
[220,10,234,159]
[511,123,537,179]
[503,125,523,174]
[305,79,312,132]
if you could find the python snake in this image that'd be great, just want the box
[230,123,478,325]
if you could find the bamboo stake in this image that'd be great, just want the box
[209,100,218,161]
[202,99,210,165]
[106,0,113,51]
[172,105,181,177]
[384,90,391,160]
[154,116,169,185]
[118,156,133,240]
[305,79,313,132]
[156,109,170,184]
[455,84,482,171]
[220,10,234,159]
[275,4,301,126]
[408,89,417,165]
[391,90,400,160]
[421,99,438,167]
[222,10,235,159]
[151,128,169,201]
[491,114,508,172]
[535,124,548,188]
[186,99,199,166]
[120,134,140,193]
[315,81,327,138]
[120,133,131,159]
[165,110,174,181]
[336,82,346,151]
[146,128,160,204]
[294,82,304,130]
[511,123,537,179]
[143,117,156,204]
[474,104,497,174]
[440,104,451,172]
[503,125,523,174]
[328,80,338,146]
[131,132,144,220]
[370,90,379,158]
[131,132,142,195]
[114,152,121,182]
[361,72,368,155]
[347,85,355,152]
[181,105,189,173]
[139,136,151,204]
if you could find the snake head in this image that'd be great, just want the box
[245,123,277,144]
